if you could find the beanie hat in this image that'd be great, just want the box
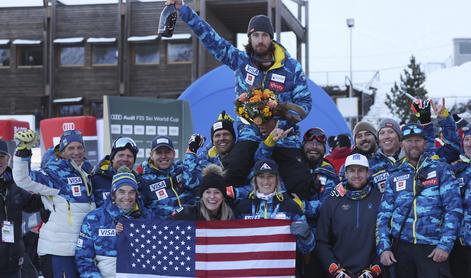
[111,166,138,193]
[151,136,174,151]
[210,120,236,143]
[59,130,84,152]
[110,137,138,161]
[353,121,377,139]
[198,164,227,198]
[463,124,471,138]
[247,15,274,39]
[335,134,352,148]
[378,118,401,139]
[253,158,279,176]
[0,139,9,156]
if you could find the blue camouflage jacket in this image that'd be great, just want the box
[33,157,94,204]
[368,149,404,193]
[179,5,311,148]
[138,153,200,219]
[235,191,315,254]
[75,198,152,278]
[376,153,463,255]
[451,156,471,246]
[90,156,140,208]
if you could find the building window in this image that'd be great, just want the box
[167,42,192,64]
[134,44,160,65]
[91,101,103,118]
[59,104,83,116]
[459,42,471,55]
[92,45,118,65]
[0,48,10,66]
[18,46,43,66]
[60,46,85,66]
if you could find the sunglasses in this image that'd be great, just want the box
[303,128,326,143]
[112,137,138,153]
[402,126,423,136]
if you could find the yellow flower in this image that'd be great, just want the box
[237,107,245,115]
[250,95,262,103]
[262,106,270,114]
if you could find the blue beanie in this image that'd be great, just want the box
[59,130,84,152]
[111,166,138,193]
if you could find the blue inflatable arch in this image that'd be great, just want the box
[179,65,351,146]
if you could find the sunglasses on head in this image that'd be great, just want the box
[402,126,423,136]
[113,137,138,153]
[303,128,326,143]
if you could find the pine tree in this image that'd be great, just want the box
[385,56,428,123]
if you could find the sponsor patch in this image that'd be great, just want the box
[244,215,261,220]
[76,238,83,248]
[422,178,438,187]
[395,180,406,191]
[458,177,465,186]
[98,229,116,237]
[271,73,286,83]
[268,81,284,91]
[72,185,82,197]
[67,176,82,185]
[393,174,409,182]
[274,213,287,220]
[245,64,259,76]
[245,73,255,85]
[212,121,223,131]
[378,181,387,193]
[149,180,167,191]
[341,204,351,210]
[426,170,437,179]
[156,189,168,200]
[373,172,389,183]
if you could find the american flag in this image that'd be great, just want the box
[116,219,296,278]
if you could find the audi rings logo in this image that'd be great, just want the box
[63,122,75,131]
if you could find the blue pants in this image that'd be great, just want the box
[40,255,78,278]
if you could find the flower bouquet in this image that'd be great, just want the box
[235,88,278,125]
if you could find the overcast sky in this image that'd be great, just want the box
[2,0,471,86]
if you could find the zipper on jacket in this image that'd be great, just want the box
[356,200,360,229]
[169,175,182,209]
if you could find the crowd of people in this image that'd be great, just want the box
[1,0,470,277]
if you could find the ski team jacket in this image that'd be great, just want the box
[138,153,200,219]
[179,5,312,148]
[376,153,463,255]
[235,192,315,254]
[451,157,471,246]
[316,181,383,274]
[75,198,152,278]
[13,154,96,256]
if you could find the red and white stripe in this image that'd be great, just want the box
[195,219,296,278]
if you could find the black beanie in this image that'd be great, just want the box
[210,120,236,143]
[199,165,227,198]
[247,15,274,39]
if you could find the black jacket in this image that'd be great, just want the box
[316,181,383,275]
[0,167,42,273]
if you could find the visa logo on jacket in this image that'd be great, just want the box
[99,229,116,236]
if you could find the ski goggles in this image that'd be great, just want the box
[401,124,425,138]
[303,128,326,143]
[112,137,138,154]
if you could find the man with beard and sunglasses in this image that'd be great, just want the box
[376,123,462,278]
[165,0,313,200]
[90,137,139,207]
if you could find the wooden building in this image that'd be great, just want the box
[0,0,309,119]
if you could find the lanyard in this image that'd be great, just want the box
[1,188,8,220]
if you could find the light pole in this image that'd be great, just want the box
[346,18,354,98]
[346,18,355,127]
